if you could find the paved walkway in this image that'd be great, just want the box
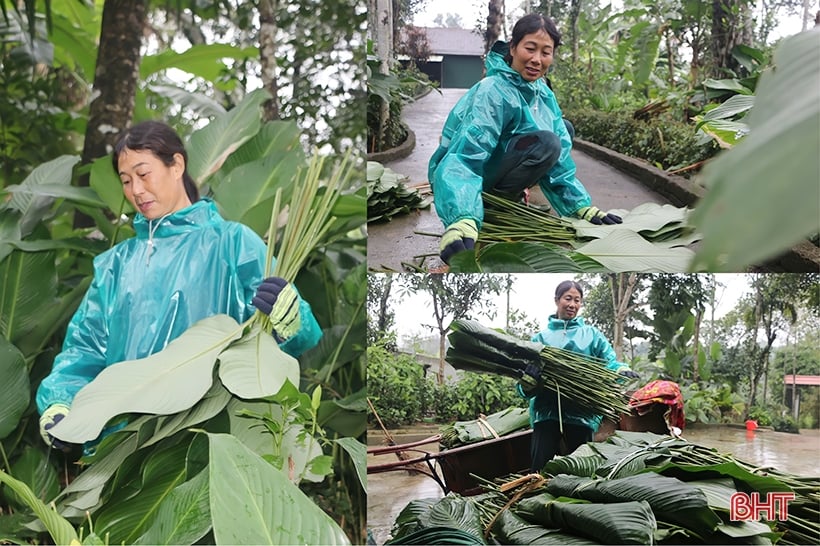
[368,88,669,272]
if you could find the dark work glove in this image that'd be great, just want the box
[518,363,542,390]
[252,276,300,339]
[619,370,640,379]
[439,219,478,264]
[576,206,623,225]
[39,404,72,451]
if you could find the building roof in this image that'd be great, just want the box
[417,26,485,56]
[783,375,820,386]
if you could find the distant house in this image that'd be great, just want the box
[400,27,485,89]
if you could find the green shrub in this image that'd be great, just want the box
[366,344,429,427]
[747,405,774,426]
[432,373,527,423]
[772,414,800,433]
[566,108,720,174]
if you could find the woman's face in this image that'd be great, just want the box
[509,29,555,82]
[118,148,191,220]
[555,287,582,320]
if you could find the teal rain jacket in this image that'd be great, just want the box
[519,315,630,432]
[36,198,322,414]
[428,41,591,230]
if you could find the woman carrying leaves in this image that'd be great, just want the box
[518,280,638,472]
[428,13,622,264]
[36,120,322,451]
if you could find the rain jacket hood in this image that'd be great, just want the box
[36,198,322,414]
[428,40,591,230]
[520,314,629,432]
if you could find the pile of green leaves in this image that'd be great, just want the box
[367,162,431,222]
[480,192,576,244]
[439,407,530,449]
[395,431,820,544]
[446,320,629,423]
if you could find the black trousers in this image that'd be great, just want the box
[530,419,593,473]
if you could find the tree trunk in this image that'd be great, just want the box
[568,0,582,63]
[609,273,637,361]
[77,0,148,228]
[693,308,702,381]
[484,0,504,54]
[373,0,393,150]
[710,0,752,77]
[377,275,394,334]
[258,0,280,121]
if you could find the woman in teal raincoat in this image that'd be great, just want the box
[429,14,622,264]
[518,280,638,472]
[36,121,322,450]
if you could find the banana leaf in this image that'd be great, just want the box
[490,509,598,545]
[450,320,545,362]
[440,407,531,449]
[546,473,721,537]
[421,495,485,541]
[448,242,597,273]
[391,498,439,539]
[516,496,657,545]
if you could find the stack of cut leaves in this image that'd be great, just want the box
[394,431,820,544]
[567,203,700,245]
[367,161,432,222]
[439,407,530,449]
[480,192,576,244]
[446,320,629,423]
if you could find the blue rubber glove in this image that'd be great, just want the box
[39,404,71,450]
[252,277,301,340]
[619,369,640,379]
[439,219,478,264]
[576,206,622,225]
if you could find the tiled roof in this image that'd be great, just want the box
[784,375,820,386]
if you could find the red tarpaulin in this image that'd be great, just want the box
[628,380,685,431]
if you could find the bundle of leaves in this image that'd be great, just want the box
[367,161,431,222]
[480,192,576,244]
[439,407,531,449]
[445,320,629,423]
[394,431,820,544]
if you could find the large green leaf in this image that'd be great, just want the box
[492,509,598,545]
[187,89,271,183]
[0,337,28,439]
[690,30,820,271]
[516,496,657,545]
[6,446,60,508]
[216,120,302,176]
[207,433,350,545]
[448,242,592,273]
[217,326,299,399]
[567,203,692,240]
[4,183,105,208]
[2,155,79,237]
[317,387,368,438]
[143,381,232,448]
[547,473,721,536]
[140,43,258,82]
[134,468,211,546]
[574,230,696,272]
[93,439,192,544]
[335,437,367,493]
[0,470,79,546]
[50,314,243,443]
[89,155,134,215]
[0,249,57,346]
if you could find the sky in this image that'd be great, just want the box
[412,0,809,41]
[387,273,750,343]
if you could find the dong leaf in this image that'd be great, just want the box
[492,509,598,545]
[0,337,28,439]
[217,325,299,399]
[0,470,79,546]
[135,468,212,546]
[50,314,243,443]
[574,230,696,272]
[207,433,351,545]
[335,437,367,493]
[0,249,57,346]
[690,30,820,271]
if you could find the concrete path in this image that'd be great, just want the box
[367,88,669,272]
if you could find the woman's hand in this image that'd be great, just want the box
[439,219,478,264]
[252,277,301,339]
[39,404,72,450]
[576,206,622,225]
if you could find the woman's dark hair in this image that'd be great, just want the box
[112,120,200,203]
[504,13,563,64]
[555,280,583,299]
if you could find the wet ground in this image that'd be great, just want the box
[366,424,820,545]
[367,88,668,272]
